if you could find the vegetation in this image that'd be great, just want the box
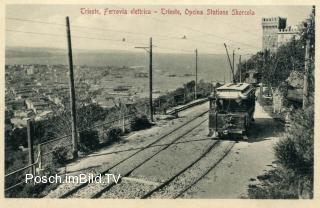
[51,146,69,167]
[7,79,211,197]
[78,130,100,152]
[104,127,123,144]
[130,115,152,131]
[248,7,314,199]
[154,79,212,113]
[236,7,315,90]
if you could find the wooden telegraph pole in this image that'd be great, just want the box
[195,49,198,100]
[232,50,235,81]
[303,18,312,110]
[239,55,242,82]
[149,37,153,122]
[302,5,315,110]
[27,119,35,176]
[302,5,315,109]
[66,16,78,159]
[135,38,154,122]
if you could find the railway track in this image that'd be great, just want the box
[143,141,235,198]
[58,109,210,198]
[99,140,235,199]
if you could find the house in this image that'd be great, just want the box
[13,109,34,118]
[6,99,26,110]
[25,98,50,114]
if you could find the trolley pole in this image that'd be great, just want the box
[223,43,235,83]
[195,48,198,100]
[66,16,78,159]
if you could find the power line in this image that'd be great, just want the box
[6,29,195,53]
[6,17,184,41]
[6,17,209,51]
[149,16,261,50]
[108,5,261,50]
[5,29,143,45]
[6,17,65,26]
[6,16,260,51]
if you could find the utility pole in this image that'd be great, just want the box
[232,50,235,81]
[195,48,198,100]
[239,55,242,82]
[66,16,78,159]
[27,119,35,176]
[135,37,153,122]
[149,37,153,121]
[303,20,311,109]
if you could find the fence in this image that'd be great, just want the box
[5,94,208,194]
[166,98,209,116]
[4,103,147,194]
[153,88,212,114]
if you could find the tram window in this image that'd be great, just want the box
[216,99,249,112]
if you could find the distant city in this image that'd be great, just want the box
[5,64,152,129]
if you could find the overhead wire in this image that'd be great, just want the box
[6,16,260,53]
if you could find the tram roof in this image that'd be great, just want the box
[217,83,251,91]
[216,83,254,99]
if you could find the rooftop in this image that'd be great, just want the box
[217,83,251,91]
[216,83,255,99]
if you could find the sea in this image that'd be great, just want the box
[6,47,233,94]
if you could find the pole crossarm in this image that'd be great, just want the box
[134,46,150,53]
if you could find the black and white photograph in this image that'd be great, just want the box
[2,1,317,203]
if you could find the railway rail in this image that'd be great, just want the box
[55,106,235,199]
[58,108,209,198]
[141,141,235,199]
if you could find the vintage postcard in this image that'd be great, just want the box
[0,0,319,207]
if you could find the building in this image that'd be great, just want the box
[6,99,26,110]
[262,17,287,52]
[26,65,38,75]
[13,109,34,118]
[277,26,300,48]
[25,98,50,114]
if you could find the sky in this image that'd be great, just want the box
[5,5,312,54]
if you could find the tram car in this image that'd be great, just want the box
[208,83,256,139]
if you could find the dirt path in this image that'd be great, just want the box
[180,101,284,198]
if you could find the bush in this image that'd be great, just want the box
[270,105,314,198]
[104,127,123,144]
[130,115,152,131]
[51,146,69,166]
[79,130,100,152]
[21,182,48,198]
[275,105,314,177]
[248,169,299,199]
